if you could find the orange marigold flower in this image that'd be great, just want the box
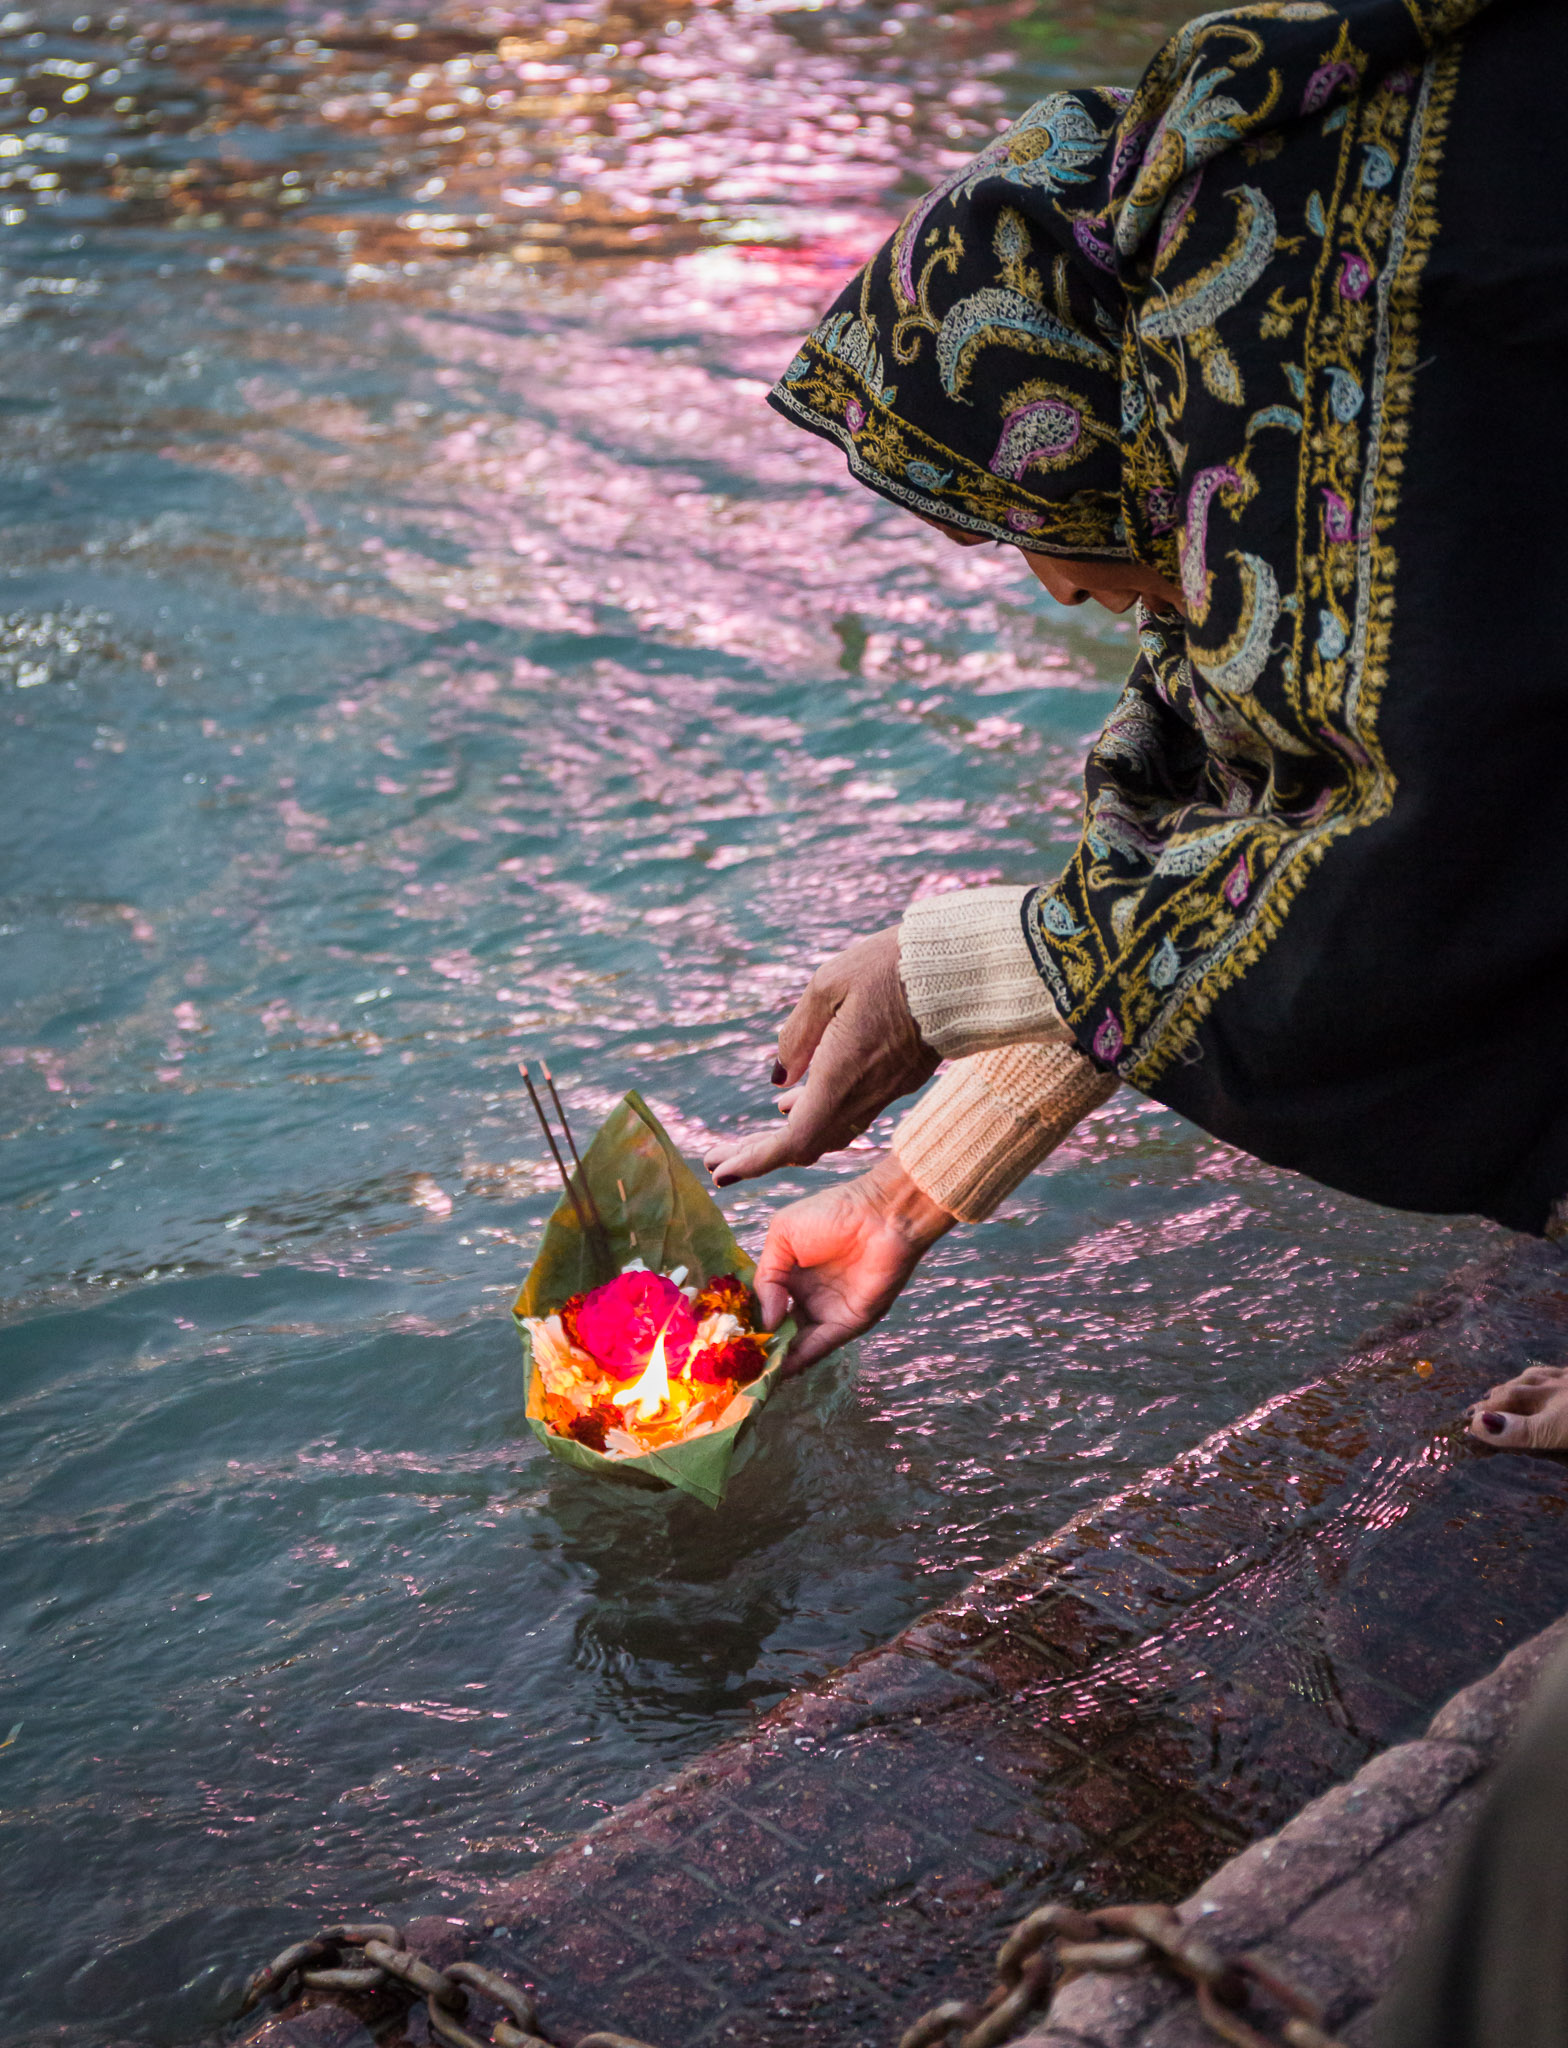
[693,1273,754,1327]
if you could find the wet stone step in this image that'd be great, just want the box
[1020,1613,1568,2047]
[249,1235,1568,2048]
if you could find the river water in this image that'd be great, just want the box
[0,3,1499,2041]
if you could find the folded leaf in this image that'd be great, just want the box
[513,1091,794,1509]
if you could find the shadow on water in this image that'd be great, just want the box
[544,1353,887,1720]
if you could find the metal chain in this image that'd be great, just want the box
[242,1898,1346,2048]
[239,1921,659,2048]
[896,1900,1349,2048]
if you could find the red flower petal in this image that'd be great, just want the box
[690,1332,769,1386]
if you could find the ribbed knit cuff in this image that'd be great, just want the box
[892,1042,1118,1222]
[899,886,1062,1058]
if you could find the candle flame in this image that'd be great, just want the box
[614,1324,671,1423]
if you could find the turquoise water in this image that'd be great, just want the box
[0,3,1498,2041]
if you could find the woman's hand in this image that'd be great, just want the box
[705,926,939,1187]
[756,1153,955,1373]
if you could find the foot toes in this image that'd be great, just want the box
[1481,1383,1556,1416]
[1470,1407,1531,1448]
[1469,1394,1568,1452]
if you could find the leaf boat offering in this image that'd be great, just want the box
[525,1266,770,1458]
[513,1090,794,1507]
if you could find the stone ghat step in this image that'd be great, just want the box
[248,1237,1568,2048]
[1020,1611,1568,2048]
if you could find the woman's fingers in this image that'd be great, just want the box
[754,1242,796,1335]
[750,1188,873,1372]
[705,1122,808,1187]
[704,1104,859,1187]
[781,1316,858,1376]
[768,1264,871,1377]
[753,1210,831,1363]
[745,1164,947,1374]
[1469,1365,1568,1415]
[713,925,936,1188]
[753,1207,802,1307]
[699,1087,800,1192]
[767,1044,866,1158]
[775,969,839,1087]
[706,1041,882,1186]
[754,1270,792,1332]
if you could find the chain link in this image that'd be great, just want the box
[897,1900,1348,2048]
[239,1921,660,2048]
[241,1896,1347,2048]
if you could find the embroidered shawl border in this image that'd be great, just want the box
[1024,45,1461,1087]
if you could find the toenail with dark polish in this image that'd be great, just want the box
[771,1060,787,1086]
[1480,1411,1507,1435]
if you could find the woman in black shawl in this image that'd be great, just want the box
[704,0,1568,1451]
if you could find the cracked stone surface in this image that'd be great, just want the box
[251,1237,1568,2048]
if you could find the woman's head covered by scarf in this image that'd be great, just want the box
[769,83,1178,574]
[768,1,1495,581]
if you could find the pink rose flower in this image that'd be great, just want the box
[573,1271,698,1382]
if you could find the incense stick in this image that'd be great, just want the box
[518,1061,592,1244]
[617,1177,638,1253]
[539,1059,608,1241]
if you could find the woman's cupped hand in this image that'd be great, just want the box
[752,1154,955,1373]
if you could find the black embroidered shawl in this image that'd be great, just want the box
[772,0,1568,1233]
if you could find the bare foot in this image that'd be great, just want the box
[1467,1364,1568,1451]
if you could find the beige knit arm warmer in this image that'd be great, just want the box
[894,884,1117,1221]
[898,884,1060,1057]
[892,1043,1118,1222]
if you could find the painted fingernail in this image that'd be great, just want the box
[771,1060,787,1085]
[1480,1411,1506,1436]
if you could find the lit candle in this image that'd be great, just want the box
[614,1324,672,1424]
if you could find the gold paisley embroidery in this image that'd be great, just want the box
[772,4,1488,1082]
[1026,44,1463,1083]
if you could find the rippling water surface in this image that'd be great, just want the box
[0,2,1499,2040]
